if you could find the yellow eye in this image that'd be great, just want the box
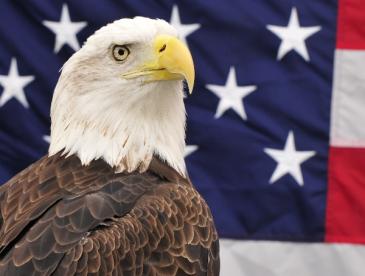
[112,45,130,61]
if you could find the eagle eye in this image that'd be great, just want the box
[112,45,130,61]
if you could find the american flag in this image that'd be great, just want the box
[1,0,364,275]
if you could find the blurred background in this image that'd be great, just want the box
[2,0,365,275]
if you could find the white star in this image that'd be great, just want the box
[264,131,316,186]
[43,135,51,143]
[206,67,257,120]
[0,58,34,108]
[43,4,87,53]
[169,5,200,45]
[184,145,198,158]
[266,7,321,61]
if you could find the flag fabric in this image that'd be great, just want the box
[0,0,364,275]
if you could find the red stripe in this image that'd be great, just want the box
[337,0,365,49]
[326,147,365,243]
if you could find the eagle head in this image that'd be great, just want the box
[49,17,194,176]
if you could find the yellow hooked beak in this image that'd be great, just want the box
[121,35,195,94]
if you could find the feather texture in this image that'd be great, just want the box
[0,153,219,275]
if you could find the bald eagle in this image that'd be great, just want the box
[0,17,219,275]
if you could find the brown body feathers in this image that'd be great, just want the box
[0,153,219,275]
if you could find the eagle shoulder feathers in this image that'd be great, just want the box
[0,153,219,275]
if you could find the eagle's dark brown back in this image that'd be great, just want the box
[0,153,219,275]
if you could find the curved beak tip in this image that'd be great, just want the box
[187,78,194,94]
[154,35,195,94]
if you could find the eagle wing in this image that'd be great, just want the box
[0,154,219,275]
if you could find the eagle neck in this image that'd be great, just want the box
[49,79,187,177]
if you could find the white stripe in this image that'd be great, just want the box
[331,50,365,147]
[220,239,365,276]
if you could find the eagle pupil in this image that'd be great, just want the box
[118,49,125,56]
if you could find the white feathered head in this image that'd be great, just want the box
[49,17,195,176]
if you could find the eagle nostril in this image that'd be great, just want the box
[159,44,166,53]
